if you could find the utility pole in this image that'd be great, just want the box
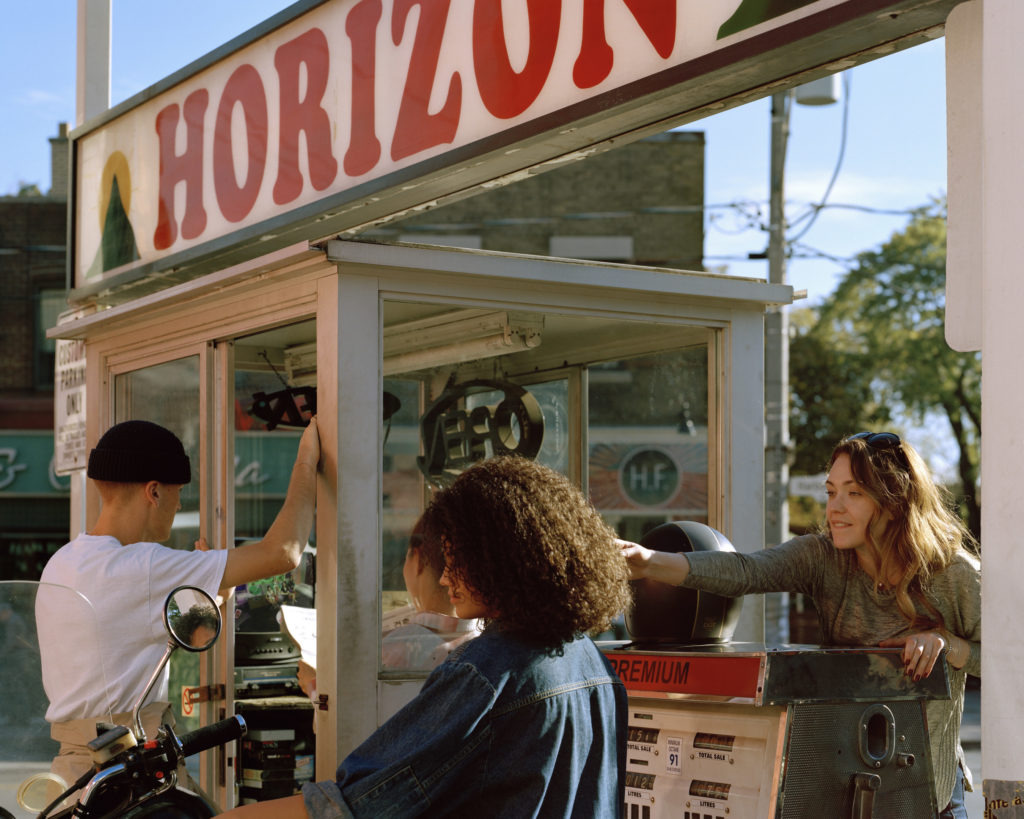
[72,0,111,540]
[763,90,791,644]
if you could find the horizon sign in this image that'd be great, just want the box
[71,0,962,301]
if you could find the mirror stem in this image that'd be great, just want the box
[132,641,176,740]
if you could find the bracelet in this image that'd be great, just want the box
[944,633,967,668]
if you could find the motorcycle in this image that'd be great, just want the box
[0,581,245,819]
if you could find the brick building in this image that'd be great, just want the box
[363,131,705,270]
[0,124,71,578]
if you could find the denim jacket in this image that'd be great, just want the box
[303,629,626,818]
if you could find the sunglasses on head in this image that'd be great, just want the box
[849,431,900,449]
[847,431,909,467]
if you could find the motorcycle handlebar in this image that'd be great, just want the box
[178,714,246,757]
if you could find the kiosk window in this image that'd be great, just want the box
[378,301,712,671]
[588,346,709,543]
[232,327,317,634]
[381,378,441,669]
[114,356,201,551]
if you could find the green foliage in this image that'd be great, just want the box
[789,495,825,536]
[790,307,885,474]
[790,199,981,538]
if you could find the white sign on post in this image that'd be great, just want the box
[788,474,827,502]
[54,339,88,475]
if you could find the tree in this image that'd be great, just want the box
[790,306,884,474]
[791,200,981,539]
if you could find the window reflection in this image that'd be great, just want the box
[233,353,315,635]
[588,346,709,544]
[381,378,428,661]
[114,357,200,551]
[467,379,569,476]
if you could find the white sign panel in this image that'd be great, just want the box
[71,0,962,297]
[789,473,827,502]
[54,339,88,475]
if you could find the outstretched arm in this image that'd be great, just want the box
[220,419,320,592]
[620,539,691,586]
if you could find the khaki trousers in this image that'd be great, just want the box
[50,701,171,788]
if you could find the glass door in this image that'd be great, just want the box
[231,321,317,804]
[111,355,207,782]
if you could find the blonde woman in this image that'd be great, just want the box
[623,432,981,818]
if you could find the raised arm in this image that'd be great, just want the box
[220,418,320,592]
[620,539,691,586]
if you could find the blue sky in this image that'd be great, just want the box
[1,2,946,308]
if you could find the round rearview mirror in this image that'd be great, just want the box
[164,586,221,652]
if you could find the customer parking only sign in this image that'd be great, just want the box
[54,339,87,475]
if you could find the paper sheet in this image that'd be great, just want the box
[279,604,317,667]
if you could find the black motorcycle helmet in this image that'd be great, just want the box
[626,521,743,644]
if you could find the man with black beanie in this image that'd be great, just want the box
[38,416,320,788]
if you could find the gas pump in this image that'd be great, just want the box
[604,522,949,819]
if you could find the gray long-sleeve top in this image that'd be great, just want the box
[682,533,981,809]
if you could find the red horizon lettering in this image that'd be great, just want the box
[213,64,268,223]
[473,0,560,120]
[344,0,383,176]
[145,0,683,249]
[153,89,209,250]
[390,0,462,162]
[273,27,338,204]
[574,0,677,90]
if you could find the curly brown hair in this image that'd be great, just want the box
[420,457,632,647]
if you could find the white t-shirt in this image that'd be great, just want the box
[38,533,228,722]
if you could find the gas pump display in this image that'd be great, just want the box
[623,701,784,818]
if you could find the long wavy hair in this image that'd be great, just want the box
[420,456,632,647]
[826,435,978,628]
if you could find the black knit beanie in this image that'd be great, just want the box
[87,420,192,484]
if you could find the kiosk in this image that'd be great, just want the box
[53,237,788,805]
[55,0,968,809]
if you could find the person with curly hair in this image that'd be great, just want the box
[175,604,220,649]
[380,515,481,671]
[221,456,632,819]
[295,516,481,704]
[623,432,981,819]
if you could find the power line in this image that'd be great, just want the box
[787,72,852,243]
